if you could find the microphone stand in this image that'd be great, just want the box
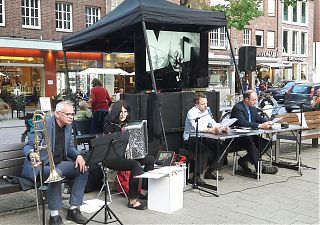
[191,114,219,197]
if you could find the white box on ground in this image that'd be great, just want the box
[136,166,184,214]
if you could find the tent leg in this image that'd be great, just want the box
[141,20,168,152]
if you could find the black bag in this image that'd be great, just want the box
[85,164,104,193]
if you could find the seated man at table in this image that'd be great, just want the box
[230,90,278,174]
[183,92,227,183]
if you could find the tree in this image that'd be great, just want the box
[210,0,263,30]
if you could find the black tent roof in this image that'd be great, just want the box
[62,0,226,53]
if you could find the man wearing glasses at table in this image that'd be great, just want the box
[22,100,89,225]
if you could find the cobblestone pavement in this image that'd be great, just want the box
[0,118,319,225]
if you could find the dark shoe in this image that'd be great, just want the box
[66,208,87,224]
[128,200,147,210]
[238,157,252,172]
[49,215,64,225]
[204,171,224,180]
[138,192,148,200]
[262,165,278,174]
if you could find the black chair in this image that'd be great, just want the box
[72,119,96,151]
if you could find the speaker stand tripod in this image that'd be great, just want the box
[85,164,123,225]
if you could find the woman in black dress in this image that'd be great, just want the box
[103,100,155,210]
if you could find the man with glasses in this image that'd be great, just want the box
[22,100,89,225]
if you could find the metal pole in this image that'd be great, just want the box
[142,21,168,151]
[225,26,243,94]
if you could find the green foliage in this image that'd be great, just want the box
[281,0,299,7]
[210,0,263,30]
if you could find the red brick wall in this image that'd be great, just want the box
[1,0,106,41]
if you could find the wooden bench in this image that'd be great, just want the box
[0,143,25,195]
[275,111,320,148]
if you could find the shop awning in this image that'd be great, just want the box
[78,68,129,75]
[259,63,292,69]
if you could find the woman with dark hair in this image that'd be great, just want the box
[90,78,113,133]
[103,100,155,210]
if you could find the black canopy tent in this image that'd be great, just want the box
[62,0,237,150]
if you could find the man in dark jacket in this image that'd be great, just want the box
[22,100,88,225]
[230,90,278,174]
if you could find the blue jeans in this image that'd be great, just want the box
[43,160,89,210]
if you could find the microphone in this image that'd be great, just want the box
[207,107,213,118]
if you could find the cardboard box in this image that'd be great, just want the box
[146,166,184,214]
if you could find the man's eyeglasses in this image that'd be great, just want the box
[120,111,128,116]
[60,112,75,117]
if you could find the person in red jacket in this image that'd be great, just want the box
[90,78,112,133]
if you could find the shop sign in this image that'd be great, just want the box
[287,56,304,62]
[257,51,278,58]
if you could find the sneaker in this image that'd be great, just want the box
[66,208,87,224]
[262,165,278,174]
[204,171,224,180]
[238,157,252,172]
[49,215,64,225]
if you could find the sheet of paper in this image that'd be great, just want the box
[271,117,283,124]
[80,199,110,213]
[135,166,183,179]
[296,113,308,128]
[221,118,238,128]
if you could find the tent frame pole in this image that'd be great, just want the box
[142,21,168,151]
[63,51,72,100]
[225,26,243,94]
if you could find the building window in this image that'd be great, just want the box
[292,31,298,54]
[267,0,275,16]
[283,30,288,54]
[267,31,275,48]
[292,5,297,23]
[0,0,5,26]
[283,4,288,21]
[85,6,100,27]
[301,32,307,55]
[301,2,306,24]
[243,29,251,46]
[55,2,72,32]
[209,27,227,49]
[255,30,263,47]
[21,0,41,29]
[108,0,123,12]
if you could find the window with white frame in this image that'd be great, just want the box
[267,0,275,16]
[243,29,251,46]
[55,2,72,32]
[85,6,100,27]
[283,30,289,54]
[109,0,123,12]
[255,30,263,47]
[267,31,275,48]
[292,4,297,23]
[292,31,298,54]
[300,32,307,55]
[283,4,288,21]
[21,0,41,29]
[0,0,5,26]
[301,2,306,24]
[209,27,227,49]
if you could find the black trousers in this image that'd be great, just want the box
[232,136,270,171]
[185,137,226,175]
[91,110,109,134]
[105,154,155,199]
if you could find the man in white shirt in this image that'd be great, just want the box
[183,92,227,183]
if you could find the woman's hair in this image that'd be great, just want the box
[105,100,130,124]
[91,78,102,87]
